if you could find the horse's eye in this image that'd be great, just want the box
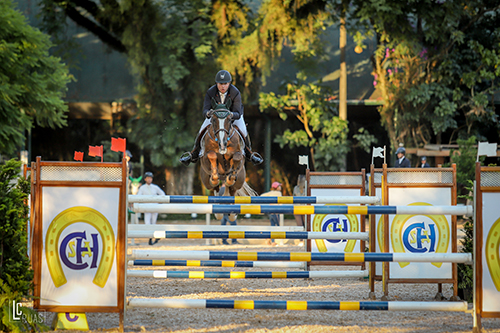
[215,138,218,141]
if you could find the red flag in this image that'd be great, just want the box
[74,151,84,162]
[89,145,103,157]
[111,137,126,153]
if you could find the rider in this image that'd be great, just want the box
[179,70,264,166]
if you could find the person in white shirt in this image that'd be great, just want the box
[137,171,165,245]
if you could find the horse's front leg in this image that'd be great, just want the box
[226,151,243,187]
[207,151,219,186]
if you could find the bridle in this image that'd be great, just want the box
[207,111,236,144]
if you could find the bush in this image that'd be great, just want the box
[0,159,32,294]
[0,159,47,332]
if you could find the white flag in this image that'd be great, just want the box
[372,147,384,159]
[478,142,497,157]
[298,155,308,165]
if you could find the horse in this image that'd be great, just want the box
[199,101,256,220]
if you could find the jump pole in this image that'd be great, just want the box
[128,195,381,204]
[133,203,473,216]
[127,270,368,279]
[127,299,468,312]
[128,260,306,269]
[129,250,473,263]
[128,230,369,241]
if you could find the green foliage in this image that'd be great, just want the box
[0,159,46,331]
[122,0,219,167]
[456,181,474,302]
[260,80,351,170]
[0,278,48,332]
[448,136,483,193]
[351,0,500,151]
[0,160,33,295]
[0,0,71,156]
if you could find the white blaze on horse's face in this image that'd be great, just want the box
[218,117,227,154]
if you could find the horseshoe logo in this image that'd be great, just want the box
[45,207,115,288]
[486,217,500,291]
[391,202,450,268]
[312,204,359,253]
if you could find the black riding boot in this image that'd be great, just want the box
[179,130,204,166]
[243,135,264,166]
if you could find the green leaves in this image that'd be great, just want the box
[0,0,70,155]
[0,160,33,300]
[260,78,355,170]
[360,0,500,150]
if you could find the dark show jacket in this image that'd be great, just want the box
[202,84,243,120]
[394,157,411,167]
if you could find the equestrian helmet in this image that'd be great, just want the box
[144,171,154,178]
[396,147,406,155]
[215,70,232,83]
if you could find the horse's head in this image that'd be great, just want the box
[129,176,142,195]
[210,102,233,155]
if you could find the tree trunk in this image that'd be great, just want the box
[165,166,195,195]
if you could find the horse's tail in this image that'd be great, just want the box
[235,182,258,197]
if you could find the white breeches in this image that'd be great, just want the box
[144,212,158,225]
[200,115,247,137]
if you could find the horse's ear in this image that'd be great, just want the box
[225,98,232,110]
[211,97,217,109]
[138,176,143,182]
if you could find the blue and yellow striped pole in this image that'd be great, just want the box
[128,259,304,269]
[127,270,368,279]
[133,203,473,216]
[127,298,468,312]
[128,231,369,241]
[130,250,473,263]
[129,195,381,205]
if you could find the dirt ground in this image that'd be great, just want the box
[60,219,500,332]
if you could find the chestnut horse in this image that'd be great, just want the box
[199,102,255,220]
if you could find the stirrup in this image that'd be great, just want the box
[250,152,263,166]
[179,152,193,166]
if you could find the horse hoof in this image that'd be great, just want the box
[229,213,237,222]
[226,179,235,186]
[215,213,223,220]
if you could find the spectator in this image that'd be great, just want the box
[394,147,411,167]
[125,150,133,177]
[261,182,283,245]
[293,175,306,227]
[137,171,165,245]
[420,156,430,168]
[221,215,239,245]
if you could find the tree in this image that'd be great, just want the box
[39,0,252,194]
[260,80,349,171]
[0,0,71,156]
[351,0,500,152]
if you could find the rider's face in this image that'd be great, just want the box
[217,82,230,94]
